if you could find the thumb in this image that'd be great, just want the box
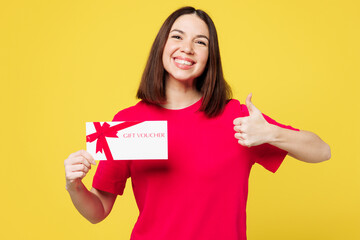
[245,93,259,114]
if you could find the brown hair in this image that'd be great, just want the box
[136,6,232,117]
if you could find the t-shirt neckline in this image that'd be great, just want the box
[157,97,202,113]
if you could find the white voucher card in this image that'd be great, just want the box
[86,121,168,160]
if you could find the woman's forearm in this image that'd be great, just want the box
[66,179,107,224]
[268,126,331,163]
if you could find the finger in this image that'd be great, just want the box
[245,93,252,105]
[238,139,251,148]
[234,125,247,134]
[69,163,90,174]
[235,131,248,139]
[234,125,241,133]
[233,117,247,125]
[68,150,96,166]
[237,139,246,146]
[79,150,96,165]
[68,149,86,158]
[67,156,91,169]
[65,163,90,176]
[245,93,254,114]
[246,93,261,115]
[234,132,245,140]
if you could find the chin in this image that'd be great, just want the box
[171,71,203,81]
[172,76,197,83]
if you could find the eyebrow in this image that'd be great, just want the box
[170,29,209,41]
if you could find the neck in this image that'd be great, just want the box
[161,76,202,109]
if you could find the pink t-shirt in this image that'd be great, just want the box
[92,99,298,240]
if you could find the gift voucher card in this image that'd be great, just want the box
[86,121,168,160]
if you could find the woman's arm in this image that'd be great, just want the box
[65,150,117,223]
[233,94,331,163]
[266,127,330,163]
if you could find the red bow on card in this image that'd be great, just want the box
[86,121,142,160]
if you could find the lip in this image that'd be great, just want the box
[173,56,196,70]
[174,56,196,64]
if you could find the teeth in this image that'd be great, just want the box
[174,59,193,66]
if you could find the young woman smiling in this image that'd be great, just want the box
[64,6,330,240]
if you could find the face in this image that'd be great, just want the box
[162,14,209,84]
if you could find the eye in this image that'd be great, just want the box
[171,35,182,40]
[196,40,207,46]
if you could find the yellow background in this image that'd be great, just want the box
[1,0,359,239]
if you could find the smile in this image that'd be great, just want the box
[174,58,194,66]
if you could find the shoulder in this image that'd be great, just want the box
[113,100,154,121]
[222,99,250,118]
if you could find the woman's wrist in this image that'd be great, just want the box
[66,179,84,193]
[266,124,281,146]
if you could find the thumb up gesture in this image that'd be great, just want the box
[233,93,274,147]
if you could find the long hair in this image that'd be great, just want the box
[136,6,232,117]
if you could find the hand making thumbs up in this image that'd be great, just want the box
[233,93,274,147]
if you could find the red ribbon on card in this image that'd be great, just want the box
[86,121,143,160]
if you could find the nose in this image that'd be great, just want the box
[181,40,194,55]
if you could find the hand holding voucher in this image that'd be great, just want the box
[233,93,274,147]
[64,150,96,191]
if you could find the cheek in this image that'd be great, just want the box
[162,44,171,66]
[163,41,177,56]
[200,48,209,61]
[198,50,209,67]
[162,44,168,59]
[162,44,176,67]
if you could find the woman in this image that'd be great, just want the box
[64,6,330,240]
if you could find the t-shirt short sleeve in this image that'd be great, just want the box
[92,111,132,195]
[250,113,299,173]
[92,160,130,195]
